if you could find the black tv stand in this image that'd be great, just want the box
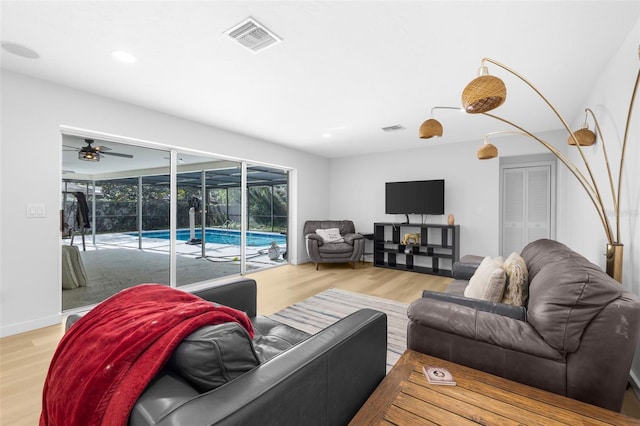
[373,222,460,277]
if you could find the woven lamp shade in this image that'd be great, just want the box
[419,118,443,139]
[568,128,596,146]
[477,143,498,159]
[462,75,507,113]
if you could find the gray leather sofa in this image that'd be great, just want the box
[407,239,640,412]
[66,278,387,425]
[304,220,364,269]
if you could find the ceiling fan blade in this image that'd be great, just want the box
[62,145,78,150]
[94,145,112,152]
[101,151,133,159]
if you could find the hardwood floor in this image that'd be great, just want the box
[1,262,638,425]
[252,261,451,315]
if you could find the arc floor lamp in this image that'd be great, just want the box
[420,48,639,282]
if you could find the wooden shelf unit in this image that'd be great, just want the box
[373,222,459,277]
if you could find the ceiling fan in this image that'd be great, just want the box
[64,139,134,162]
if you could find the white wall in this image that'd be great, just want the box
[561,18,639,293]
[0,70,330,336]
[560,18,640,390]
[329,134,555,258]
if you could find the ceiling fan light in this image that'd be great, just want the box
[79,151,100,162]
[477,142,498,159]
[418,118,443,139]
[568,128,596,146]
[462,75,506,113]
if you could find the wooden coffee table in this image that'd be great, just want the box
[350,349,640,425]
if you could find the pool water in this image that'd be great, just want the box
[129,229,286,247]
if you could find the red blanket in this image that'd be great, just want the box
[40,284,253,426]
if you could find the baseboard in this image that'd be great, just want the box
[631,369,640,399]
[0,314,62,338]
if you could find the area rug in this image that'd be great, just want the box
[269,288,409,372]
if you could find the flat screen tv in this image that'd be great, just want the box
[385,179,445,216]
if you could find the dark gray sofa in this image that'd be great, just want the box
[407,239,640,412]
[66,278,387,425]
[304,220,364,269]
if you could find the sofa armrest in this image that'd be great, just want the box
[342,233,363,245]
[421,290,526,321]
[65,279,258,331]
[407,298,559,360]
[305,233,324,246]
[192,278,257,318]
[452,255,484,280]
[145,309,387,426]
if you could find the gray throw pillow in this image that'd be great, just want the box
[169,322,260,393]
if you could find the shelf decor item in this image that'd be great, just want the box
[421,48,638,283]
[401,233,421,245]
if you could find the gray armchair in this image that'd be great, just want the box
[304,220,364,270]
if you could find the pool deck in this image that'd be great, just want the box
[67,230,287,268]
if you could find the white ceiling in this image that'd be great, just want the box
[2,1,639,159]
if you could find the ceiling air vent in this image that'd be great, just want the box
[224,17,281,53]
[382,125,406,132]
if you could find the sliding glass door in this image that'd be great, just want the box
[174,156,243,286]
[61,131,289,311]
[246,164,289,266]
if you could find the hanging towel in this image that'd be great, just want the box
[75,191,90,229]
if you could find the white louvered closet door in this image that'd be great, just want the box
[501,165,553,256]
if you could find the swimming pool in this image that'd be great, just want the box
[129,229,286,247]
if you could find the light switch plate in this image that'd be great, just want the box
[26,203,46,218]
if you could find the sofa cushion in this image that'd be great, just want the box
[318,241,356,255]
[169,322,260,393]
[251,315,310,362]
[521,239,576,283]
[315,228,344,243]
[501,252,529,306]
[527,255,623,353]
[464,256,507,302]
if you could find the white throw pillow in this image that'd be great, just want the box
[464,256,507,302]
[315,228,344,243]
[501,252,529,306]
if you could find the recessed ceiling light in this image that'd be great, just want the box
[111,50,137,63]
[322,133,332,139]
[1,41,40,59]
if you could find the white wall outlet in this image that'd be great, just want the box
[26,203,46,218]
